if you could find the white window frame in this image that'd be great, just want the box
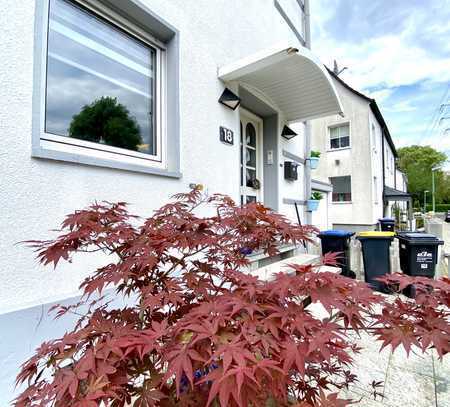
[330,176,352,203]
[239,108,264,205]
[328,122,351,151]
[35,0,168,170]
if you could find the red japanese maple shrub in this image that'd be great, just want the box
[15,189,450,406]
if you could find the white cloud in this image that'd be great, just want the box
[386,101,417,113]
[313,34,450,92]
[366,88,393,103]
[310,0,450,164]
[311,1,450,92]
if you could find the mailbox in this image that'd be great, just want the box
[284,161,298,181]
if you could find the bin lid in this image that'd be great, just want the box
[396,232,444,245]
[379,217,395,222]
[318,230,354,237]
[402,232,436,239]
[357,231,395,238]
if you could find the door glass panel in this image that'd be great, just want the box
[245,123,256,147]
[246,148,256,168]
[240,115,261,204]
[246,168,256,188]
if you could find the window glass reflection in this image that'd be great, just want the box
[245,123,256,147]
[246,169,256,188]
[45,0,155,155]
[246,148,256,168]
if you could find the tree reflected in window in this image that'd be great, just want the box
[69,97,142,151]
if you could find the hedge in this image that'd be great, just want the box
[425,204,450,212]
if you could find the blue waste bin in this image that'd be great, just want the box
[318,230,355,278]
[379,217,395,232]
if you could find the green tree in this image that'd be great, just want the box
[69,96,142,151]
[397,145,448,208]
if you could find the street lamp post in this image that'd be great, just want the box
[431,165,441,213]
[424,190,429,213]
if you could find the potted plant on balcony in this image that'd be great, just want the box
[307,191,323,211]
[309,150,321,169]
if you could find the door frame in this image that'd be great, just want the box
[239,107,264,204]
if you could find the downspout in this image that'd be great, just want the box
[304,0,311,49]
[303,0,313,224]
[394,160,397,189]
[381,129,386,217]
[304,121,312,224]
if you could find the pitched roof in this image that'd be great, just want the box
[327,68,398,157]
[384,186,411,201]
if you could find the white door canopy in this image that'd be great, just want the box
[218,43,344,122]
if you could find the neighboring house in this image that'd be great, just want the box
[311,70,410,232]
[0,0,344,400]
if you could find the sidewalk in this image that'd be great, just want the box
[343,332,449,406]
[252,254,450,406]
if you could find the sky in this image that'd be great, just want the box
[310,0,450,169]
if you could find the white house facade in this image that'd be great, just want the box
[0,0,345,401]
[311,71,409,232]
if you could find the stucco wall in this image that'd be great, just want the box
[396,169,407,192]
[280,121,307,223]
[0,1,312,401]
[311,79,376,227]
[311,190,331,231]
[384,140,396,189]
[0,0,305,315]
[368,109,385,223]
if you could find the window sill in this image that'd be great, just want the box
[32,146,182,178]
[327,147,351,153]
[332,201,352,204]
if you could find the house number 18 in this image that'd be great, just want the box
[220,126,234,145]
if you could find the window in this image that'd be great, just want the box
[39,0,166,166]
[329,124,350,149]
[330,176,351,202]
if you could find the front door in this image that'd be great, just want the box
[240,109,263,205]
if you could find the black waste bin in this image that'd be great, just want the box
[396,233,444,277]
[357,232,395,292]
[396,232,443,297]
[379,218,395,232]
[445,210,450,223]
[318,230,355,278]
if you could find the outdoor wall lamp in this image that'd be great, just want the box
[218,88,241,110]
[281,125,297,140]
